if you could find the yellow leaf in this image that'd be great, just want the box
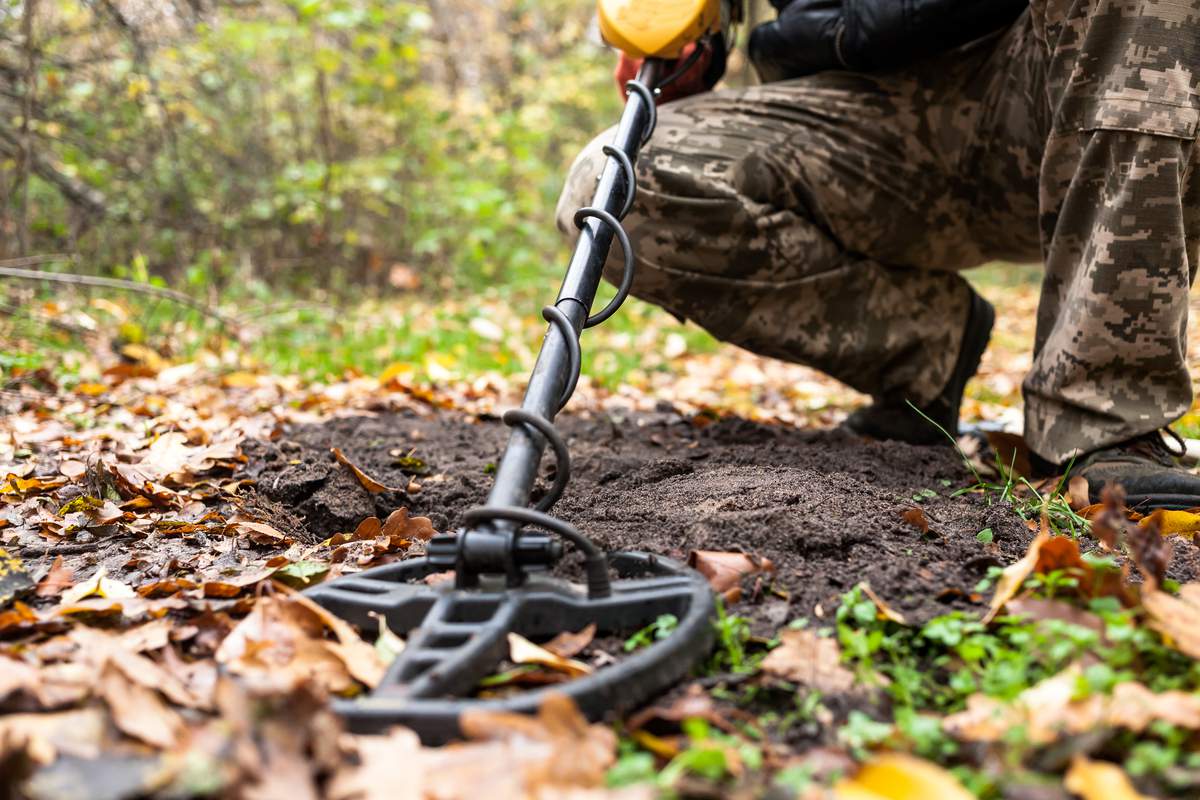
[378,362,415,386]
[119,343,166,372]
[1,474,67,496]
[423,352,457,382]
[1065,756,1151,800]
[1140,509,1200,539]
[126,75,150,100]
[59,567,135,605]
[75,382,108,397]
[629,728,680,760]
[220,371,260,388]
[834,753,974,800]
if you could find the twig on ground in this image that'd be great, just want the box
[15,541,105,557]
[0,265,236,330]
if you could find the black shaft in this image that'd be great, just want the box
[484,61,659,514]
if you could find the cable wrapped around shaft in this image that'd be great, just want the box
[464,75,658,600]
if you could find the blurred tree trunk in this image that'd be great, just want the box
[17,0,37,256]
[426,0,508,104]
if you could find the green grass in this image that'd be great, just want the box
[1,274,722,392]
[243,292,720,388]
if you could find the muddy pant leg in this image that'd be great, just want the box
[556,82,978,403]
[1024,0,1200,462]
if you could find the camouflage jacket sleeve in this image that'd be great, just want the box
[750,0,1029,82]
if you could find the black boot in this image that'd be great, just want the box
[1043,430,1200,511]
[844,289,994,446]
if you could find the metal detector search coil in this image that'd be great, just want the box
[306,59,717,744]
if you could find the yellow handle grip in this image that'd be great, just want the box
[597,0,721,59]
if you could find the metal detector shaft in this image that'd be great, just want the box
[307,57,718,741]
[485,60,660,513]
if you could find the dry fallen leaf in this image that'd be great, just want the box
[1107,681,1200,732]
[220,370,261,388]
[833,752,974,800]
[1143,583,1200,660]
[760,629,857,693]
[900,507,930,534]
[1004,597,1103,634]
[59,460,87,480]
[1,474,68,497]
[687,550,774,599]
[508,633,593,678]
[380,507,436,543]
[34,556,75,598]
[327,727,425,800]
[0,708,107,766]
[944,664,1200,747]
[216,585,385,693]
[944,665,1091,744]
[332,447,401,494]
[543,624,597,659]
[983,526,1139,623]
[1064,756,1151,800]
[983,529,1047,623]
[333,693,640,800]
[59,567,135,605]
[460,692,618,792]
[984,431,1035,477]
[99,663,183,748]
[1127,515,1173,590]
[227,514,289,543]
[625,684,744,736]
[859,582,908,625]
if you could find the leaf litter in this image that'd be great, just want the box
[4,356,1200,797]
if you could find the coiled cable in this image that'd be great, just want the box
[464,78,659,600]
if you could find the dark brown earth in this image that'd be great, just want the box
[242,407,1044,624]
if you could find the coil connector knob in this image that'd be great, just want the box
[425,533,462,571]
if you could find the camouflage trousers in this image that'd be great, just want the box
[557,0,1200,463]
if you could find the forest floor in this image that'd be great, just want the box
[3,268,1200,798]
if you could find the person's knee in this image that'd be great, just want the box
[556,129,614,237]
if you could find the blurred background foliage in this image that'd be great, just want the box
[1,0,1055,434]
[0,0,622,297]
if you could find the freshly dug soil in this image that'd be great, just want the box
[242,408,1042,624]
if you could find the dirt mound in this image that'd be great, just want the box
[243,408,1039,623]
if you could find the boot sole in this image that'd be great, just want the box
[1108,492,1200,512]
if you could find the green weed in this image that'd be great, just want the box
[831,583,1200,789]
[706,599,756,674]
[623,614,679,653]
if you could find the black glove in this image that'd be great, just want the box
[748,0,1029,85]
[748,0,848,84]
